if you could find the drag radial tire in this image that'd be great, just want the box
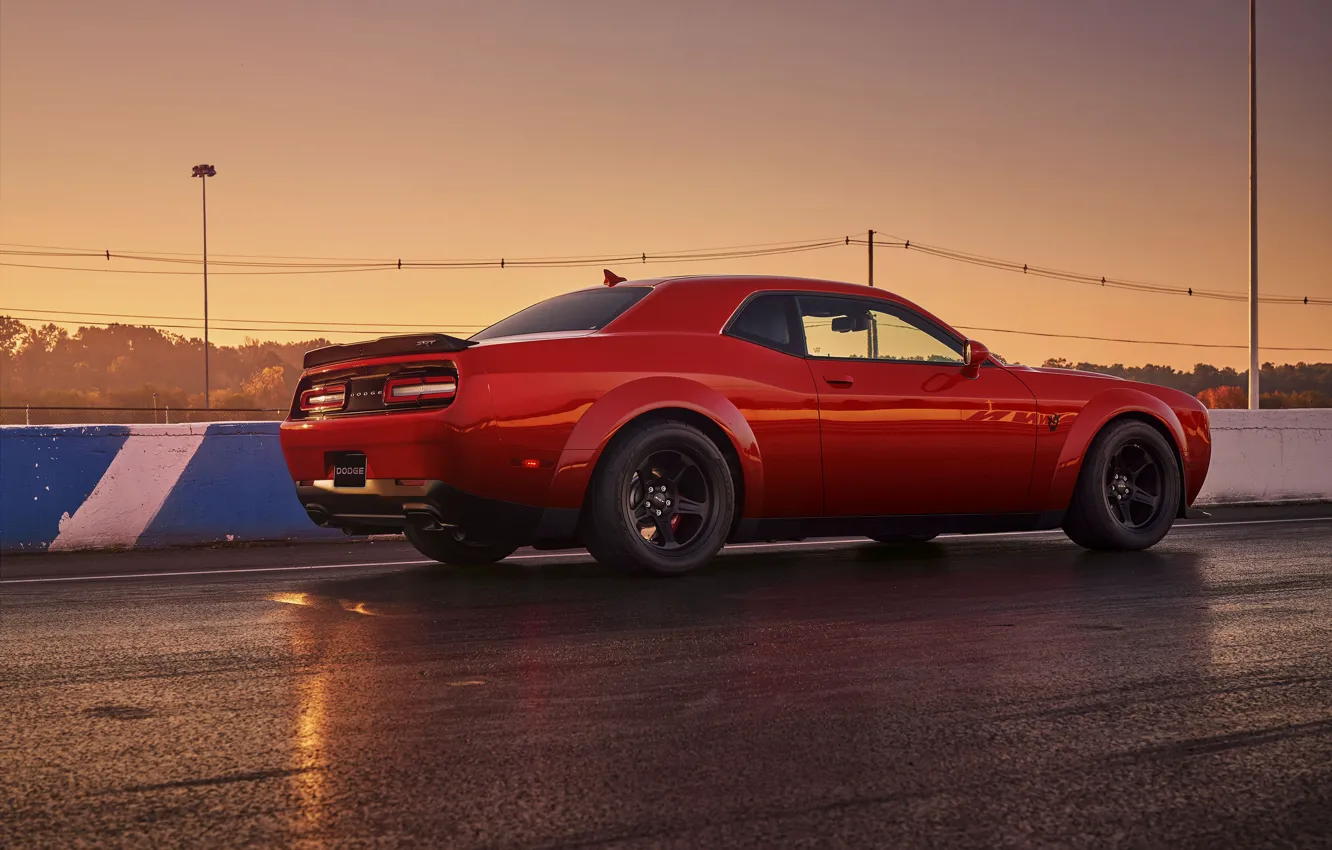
[404,526,518,566]
[583,420,735,576]
[1062,419,1182,551]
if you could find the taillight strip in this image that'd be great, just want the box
[300,383,347,413]
[383,376,457,404]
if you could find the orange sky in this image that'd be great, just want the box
[2,0,1329,369]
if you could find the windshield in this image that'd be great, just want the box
[470,286,652,341]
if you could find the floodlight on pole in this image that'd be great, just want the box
[191,164,217,408]
[1248,0,1259,409]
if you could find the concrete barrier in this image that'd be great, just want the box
[2,410,1329,552]
[1195,409,1332,506]
[0,422,340,552]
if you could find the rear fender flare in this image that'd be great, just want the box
[547,376,763,515]
[1046,388,1187,512]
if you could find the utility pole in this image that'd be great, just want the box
[192,164,217,408]
[1248,0,1259,409]
[867,229,875,287]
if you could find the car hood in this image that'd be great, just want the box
[1003,363,1125,380]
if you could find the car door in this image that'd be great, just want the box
[799,294,1039,518]
[721,292,824,518]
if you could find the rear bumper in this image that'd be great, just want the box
[297,479,578,544]
[280,405,563,511]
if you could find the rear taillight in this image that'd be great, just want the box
[383,375,457,404]
[300,383,346,413]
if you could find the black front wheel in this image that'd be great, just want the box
[1063,420,1181,551]
[583,420,735,576]
[405,526,518,566]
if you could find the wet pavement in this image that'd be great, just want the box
[2,510,1331,848]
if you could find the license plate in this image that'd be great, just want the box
[330,452,367,487]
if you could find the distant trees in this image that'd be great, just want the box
[1196,386,1248,409]
[1195,385,1330,409]
[240,365,289,407]
[1039,358,1331,408]
[2,316,1328,409]
[0,317,329,409]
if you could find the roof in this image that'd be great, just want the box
[600,273,963,341]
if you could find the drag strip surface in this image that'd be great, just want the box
[2,508,1330,847]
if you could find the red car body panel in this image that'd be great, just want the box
[811,359,1039,516]
[279,275,1212,544]
[1004,367,1212,511]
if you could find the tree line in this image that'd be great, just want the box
[1,317,1328,409]
[1038,358,1331,408]
[0,317,324,410]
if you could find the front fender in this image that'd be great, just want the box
[546,376,764,516]
[1042,388,1188,513]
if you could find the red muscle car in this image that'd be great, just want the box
[279,273,1211,575]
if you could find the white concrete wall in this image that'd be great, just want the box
[1195,409,1332,505]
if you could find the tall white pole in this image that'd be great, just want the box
[1248,0,1260,409]
[202,174,210,409]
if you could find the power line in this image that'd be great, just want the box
[0,238,851,273]
[0,234,857,263]
[850,237,1330,306]
[0,261,398,277]
[0,315,470,337]
[6,311,1329,353]
[952,325,1332,352]
[3,235,1325,306]
[0,306,486,329]
[0,242,398,262]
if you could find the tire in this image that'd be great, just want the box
[868,533,938,545]
[405,525,518,566]
[582,420,736,576]
[1062,420,1181,551]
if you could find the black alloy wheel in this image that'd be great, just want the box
[1103,441,1165,531]
[627,449,713,552]
[584,420,735,576]
[1063,419,1181,551]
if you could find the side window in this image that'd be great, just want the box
[798,296,964,364]
[725,294,802,356]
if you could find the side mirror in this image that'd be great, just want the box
[830,313,872,333]
[962,339,989,379]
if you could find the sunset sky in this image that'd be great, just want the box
[2,0,1329,369]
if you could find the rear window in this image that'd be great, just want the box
[470,287,652,342]
[725,294,802,356]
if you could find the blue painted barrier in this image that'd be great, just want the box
[4,411,1331,553]
[0,422,340,552]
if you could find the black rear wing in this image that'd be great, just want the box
[303,333,476,370]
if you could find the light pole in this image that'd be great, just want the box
[1248,0,1259,409]
[192,164,217,408]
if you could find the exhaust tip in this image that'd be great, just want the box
[403,503,447,531]
[304,504,332,527]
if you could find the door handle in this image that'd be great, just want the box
[823,375,854,388]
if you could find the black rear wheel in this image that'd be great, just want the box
[583,420,735,576]
[405,526,518,566]
[1063,420,1181,551]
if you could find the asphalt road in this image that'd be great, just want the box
[2,506,1331,849]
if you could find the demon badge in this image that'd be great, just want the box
[1047,413,1062,432]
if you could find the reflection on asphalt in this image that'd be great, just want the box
[1,518,1330,848]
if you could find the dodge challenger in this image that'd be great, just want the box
[279,273,1211,575]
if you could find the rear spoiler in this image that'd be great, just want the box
[303,333,476,370]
